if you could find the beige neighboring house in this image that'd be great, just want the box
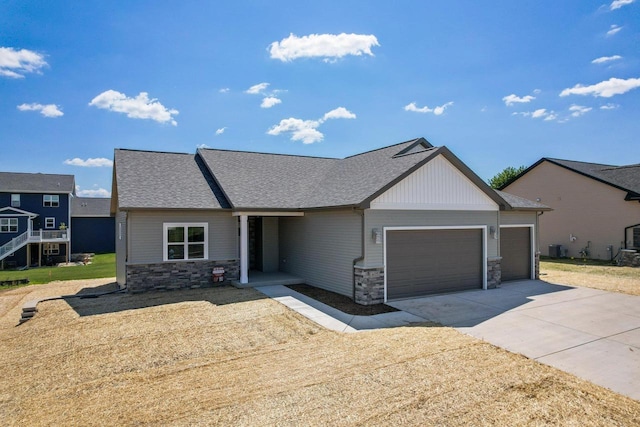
[502,158,640,261]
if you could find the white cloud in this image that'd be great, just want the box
[0,47,47,78]
[592,55,622,64]
[610,0,634,10]
[267,107,356,144]
[267,118,323,143]
[560,77,640,98]
[569,104,592,117]
[322,107,357,120]
[76,187,111,198]
[17,103,63,118]
[404,101,453,115]
[215,127,226,135]
[502,94,536,106]
[513,108,557,121]
[600,103,619,110]
[261,97,282,108]
[269,33,379,62]
[533,89,541,95]
[196,143,210,149]
[219,88,230,93]
[64,157,113,167]
[245,82,269,94]
[89,90,179,125]
[607,24,622,36]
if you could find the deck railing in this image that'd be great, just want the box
[0,231,29,261]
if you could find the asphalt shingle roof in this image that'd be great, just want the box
[71,197,113,217]
[494,190,549,210]
[114,138,545,211]
[0,172,75,194]
[114,149,228,209]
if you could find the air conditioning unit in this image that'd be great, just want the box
[549,244,563,258]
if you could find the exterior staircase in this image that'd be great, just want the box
[0,231,29,262]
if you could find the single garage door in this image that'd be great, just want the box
[500,227,531,281]
[386,228,483,300]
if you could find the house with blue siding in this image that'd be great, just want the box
[112,137,550,304]
[0,172,75,268]
[71,197,115,253]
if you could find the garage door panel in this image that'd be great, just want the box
[386,229,483,299]
[501,227,531,281]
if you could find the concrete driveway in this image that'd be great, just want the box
[388,280,640,401]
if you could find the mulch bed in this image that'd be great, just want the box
[286,284,398,316]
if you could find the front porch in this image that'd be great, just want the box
[232,270,305,288]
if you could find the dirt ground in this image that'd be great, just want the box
[1,279,639,426]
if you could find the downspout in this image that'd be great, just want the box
[352,208,365,301]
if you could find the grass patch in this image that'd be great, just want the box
[287,283,398,316]
[0,253,115,289]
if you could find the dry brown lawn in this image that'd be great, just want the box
[1,278,639,426]
[541,260,640,296]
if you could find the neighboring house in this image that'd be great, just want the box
[111,137,549,304]
[502,158,640,261]
[71,197,115,253]
[0,172,75,268]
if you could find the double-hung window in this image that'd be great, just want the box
[11,194,20,207]
[0,218,18,233]
[163,223,208,261]
[45,218,56,229]
[43,195,60,207]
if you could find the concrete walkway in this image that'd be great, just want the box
[258,281,640,401]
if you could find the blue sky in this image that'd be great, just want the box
[1,0,639,197]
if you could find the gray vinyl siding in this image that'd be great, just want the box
[115,210,127,286]
[364,209,499,266]
[127,210,237,264]
[500,211,537,225]
[279,210,362,297]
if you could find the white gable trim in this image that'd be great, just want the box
[0,207,38,217]
[370,154,499,211]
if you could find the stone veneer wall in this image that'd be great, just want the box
[618,249,640,267]
[487,257,502,289]
[354,266,385,305]
[126,259,239,293]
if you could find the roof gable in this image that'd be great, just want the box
[114,149,229,210]
[0,207,38,217]
[370,154,500,211]
[505,158,640,200]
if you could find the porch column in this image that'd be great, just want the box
[240,215,248,284]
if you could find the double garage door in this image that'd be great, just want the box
[386,228,484,300]
[385,226,533,300]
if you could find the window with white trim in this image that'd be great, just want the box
[11,194,20,207]
[45,217,56,229]
[0,218,18,233]
[163,223,208,261]
[43,195,60,207]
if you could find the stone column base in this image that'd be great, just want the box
[487,256,502,289]
[354,266,385,305]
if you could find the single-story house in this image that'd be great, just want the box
[111,137,549,304]
[501,158,640,261]
[71,197,115,254]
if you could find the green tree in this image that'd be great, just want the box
[488,165,527,189]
